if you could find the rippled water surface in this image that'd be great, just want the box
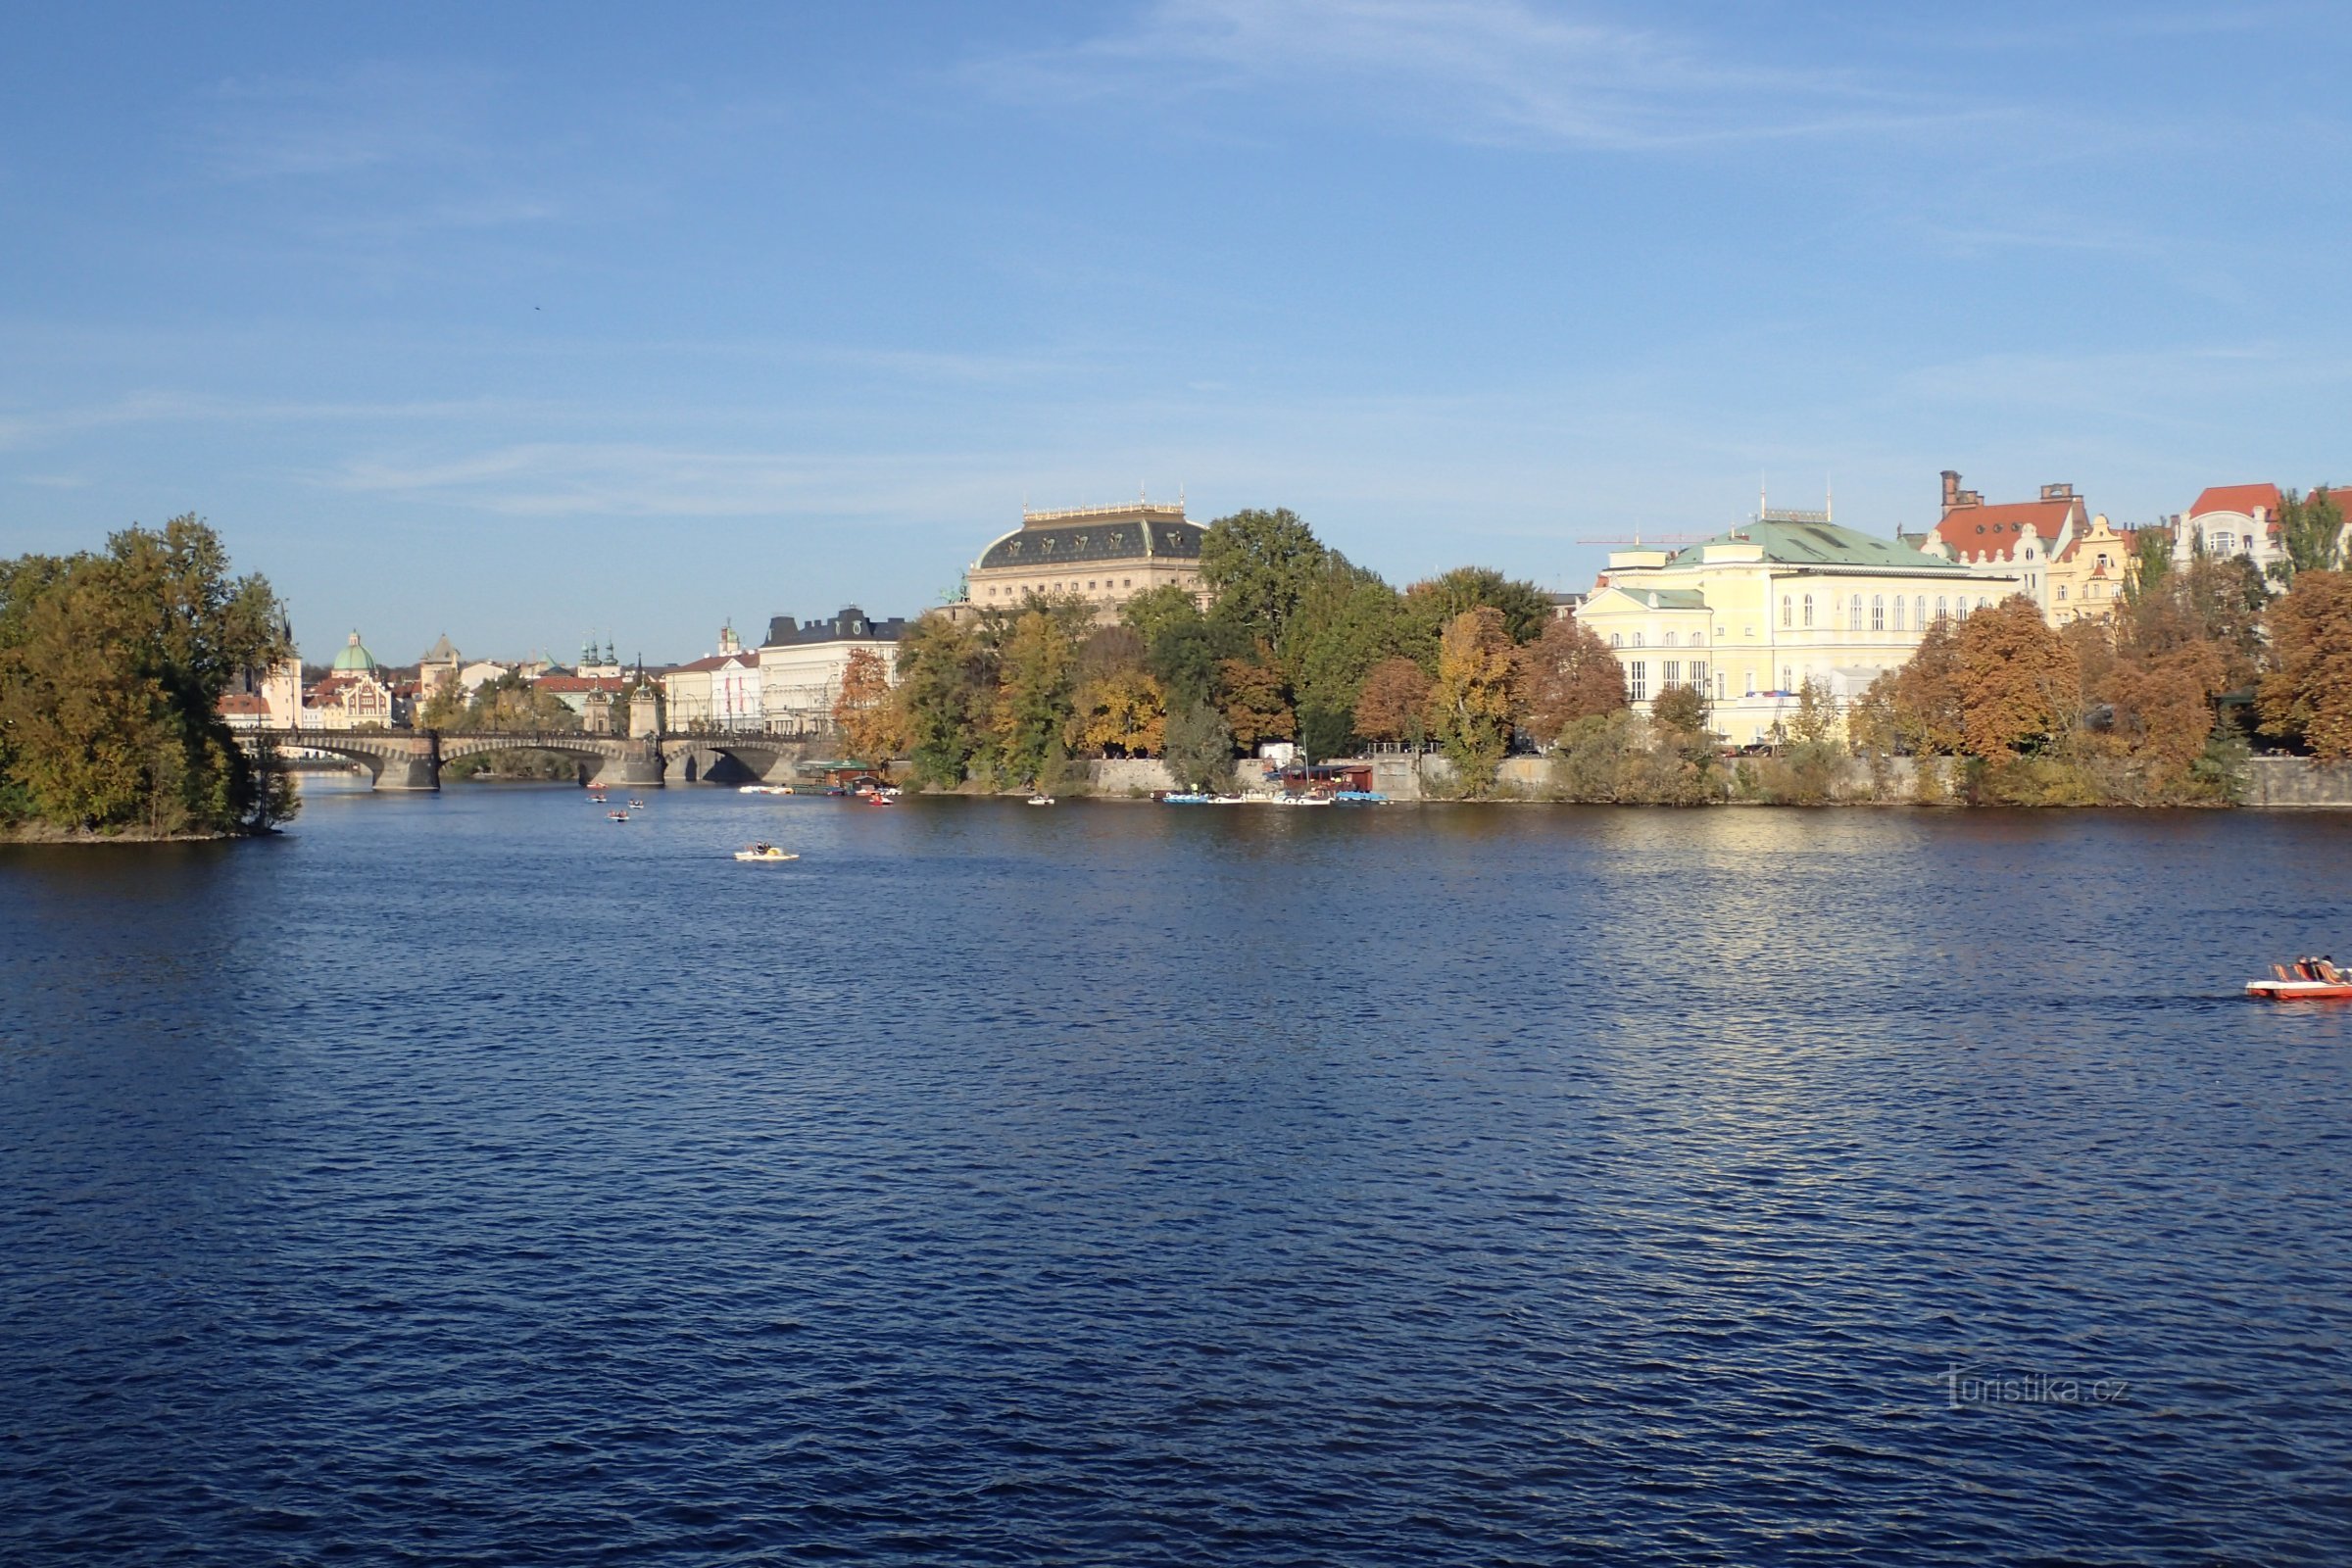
[4,783,2350,1565]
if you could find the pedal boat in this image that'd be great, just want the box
[734,844,799,863]
[2247,960,2352,1000]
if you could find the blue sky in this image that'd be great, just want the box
[3,1,2347,664]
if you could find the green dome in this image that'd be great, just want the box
[330,630,377,672]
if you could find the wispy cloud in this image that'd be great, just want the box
[194,62,504,181]
[0,391,534,452]
[980,0,1991,150]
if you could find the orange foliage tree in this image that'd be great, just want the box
[1954,597,2081,760]
[1514,615,1626,746]
[1213,655,1294,749]
[2259,569,2352,759]
[831,646,904,763]
[1428,607,1518,790]
[1064,668,1167,757]
[1352,657,1432,745]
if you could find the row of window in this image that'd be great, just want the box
[1777,592,1997,632]
[1624,661,1707,703]
[1605,628,1705,650]
[983,578,1136,598]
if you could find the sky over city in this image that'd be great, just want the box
[3,1,2347,662]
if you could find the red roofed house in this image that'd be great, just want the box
[2174,483,2284,577]
[660,624,764,732]
[1920,470,2088,622]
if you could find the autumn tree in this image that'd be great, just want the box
[1427,607,1518,793]
[1212,656,1294,750]
[1065,668,1167,757]
[1278,557,1406,757]
[1954,596,2081,760]
[1352,657,1433,746]
[1881,617,1967,756]
[2258,569,2352,759]
[831,646,903,764]
[1515,616,1626,746]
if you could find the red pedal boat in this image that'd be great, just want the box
[2247,957,2352,1000]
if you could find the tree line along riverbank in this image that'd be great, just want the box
[834,507,2352,808]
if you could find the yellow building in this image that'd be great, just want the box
[1575,513,2020,744]
[2046,514,2133,624]
[964,502,1204,620]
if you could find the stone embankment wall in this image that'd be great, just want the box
[2245,757,2352,808]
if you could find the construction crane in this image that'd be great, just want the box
[1574,532,1704,546]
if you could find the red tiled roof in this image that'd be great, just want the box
[218,692,269,714]
[665,653,754,674]
[1932,497,2078,561]
[2188,483,2281,519]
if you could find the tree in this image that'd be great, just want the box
[1883,617,1968,756]
[832,647,903,764]
[893,612,989,789]
[1212,656,1294,750]
[1162,698,1235,792]
[1427,607,1517,793]
[1124,585,1245,707]
[0,515,293,835]
[1516,616,1626,746]
[1403,566,1553,646]
[2276,487,2347,580]
[1065,668,1167,757]
[1649,682,1709,740]
[989,609,1077,788]
[1954,596,2081,760]
[1278,558,1407,755]
[2124,525,2174,602]
[462,671,579,732]
[419,673,469,730]
[2258,569,2352,759]
[1353,657,1433,746]
[1199,508,1328,651]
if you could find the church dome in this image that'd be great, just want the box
[330,630,378,672]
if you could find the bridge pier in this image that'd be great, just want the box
[374,753,441,791]
[588,742,666,790]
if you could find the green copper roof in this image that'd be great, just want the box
[1614,588,1708,610]
[329,630,378,671]
[1672,519,1964,571]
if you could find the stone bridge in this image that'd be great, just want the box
[240,730,817,792]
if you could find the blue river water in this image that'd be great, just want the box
[3,782,2349,1565]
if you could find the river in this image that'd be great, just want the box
[3,783,2348,1565]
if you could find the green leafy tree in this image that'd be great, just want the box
[1403,566,1553,647]
[1199,508,1328,651]
[894,612,989,789]
[2275,486,2347,581]
[1162,698,1235,792]
[1123,585,1245,707]
[0,515,293,835]
[1279,558,1407,755]
[989,609,1077,788]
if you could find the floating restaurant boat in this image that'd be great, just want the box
[738,784,794,795]
[2247,958,2352,1000]
[734,844,799,863]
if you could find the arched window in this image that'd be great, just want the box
[1936,596,1948,622]
[1849,594,1864,630]
[1892,597,1905,633]
[1781,595,1792,628]
[1609,633,1622,648]
[2056,584,2068,602]
[1662,631,1678,649]
[1632,631,1644,648]
[1802,594,1814,628]
[1957,600,1971,621]
[1872,595,1885,631]
[1690,628,1704,646]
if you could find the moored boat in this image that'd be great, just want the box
[738,784,795,795]
[1027,795,1055,807]
[2247,957,2352,1000]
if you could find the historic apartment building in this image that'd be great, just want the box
[1576,512,2018,745]
[962,501,1205,621]
[758,608,906,736]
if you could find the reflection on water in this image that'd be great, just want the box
[3,791,2349,1565]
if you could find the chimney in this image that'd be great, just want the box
[2039,483,2075,501]
[1940,469,1979,512]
